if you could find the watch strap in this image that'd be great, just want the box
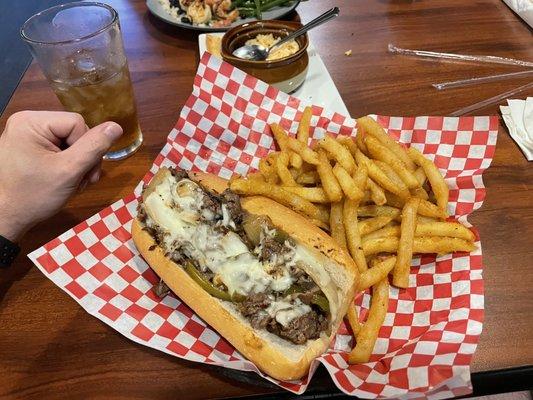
[0,234,20,268]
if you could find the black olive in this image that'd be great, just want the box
[181,16,192,24]
[169,0,180,8]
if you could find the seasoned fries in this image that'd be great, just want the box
[297,106,312,145]
[347,304,362,336]
[408,147,449,212]
[366,136,419,189]
[282,186,330,203]
[349,278,389,364]
[317,149,343,202]
[330,200,348,251]
[232,113,476,365]
[357,116,416,171]
[359,256,396,291]
[230,178,326,222]
[333,164,365,201]
[393,198,420,288]
[320,135,357,174]
[344,198,368,273]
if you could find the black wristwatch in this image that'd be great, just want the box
[0,234,20,268]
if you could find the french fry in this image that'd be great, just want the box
[357,205,401,220]
[407,147,449,212]
[247,172,266,182]
[393,198,420,288]
[362,236,476,256]
[317,149,343,202]
[357,116,416,171]
[355,149,410,200]
[275,151,297,186]
[419,199,448,220]
[270,123,302,169]
[333,164,365,201]
[282,186,330,203]
[415,221,475,241]
[355,131,369,155]
[296,170,320,185]
[270,123,290,151]
[297,106,312,145]
[352,164,369,191]
[361,190,373,204]
[230,178,326,222]
[417,215,439,224]
[258,154,278,184]
[411,186,429,200]
[358,256,397,291]
[337,135,359,158]
[359,216,394,236]
[344,198,368,272]
[362,225,401,241]
[365,136,419,189]
[290,152,303,169]
[320,135,357,174]
[385,192,448,220]
[287,136,320,165]
[374,160,409,193]
[289,167,301,180]
[347,303,362,336]
[310,218,330,231]
[348,278,389,364]
[367,178,387,205]
[413,166,427,186]
[330,201,348,251]
[361,221,474,242]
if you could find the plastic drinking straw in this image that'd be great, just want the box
[388,44,533,68]
[433,70,533,90]
[449,81,533,116]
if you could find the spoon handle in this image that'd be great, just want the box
[271,7,340,51]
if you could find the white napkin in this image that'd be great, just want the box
[502,0,533,28]
[500,97,533,161]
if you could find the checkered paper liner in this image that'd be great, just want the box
[29,53,498,398]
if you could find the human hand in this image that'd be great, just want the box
[0,111,123,241]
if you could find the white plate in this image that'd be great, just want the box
[147,0,301,32]
[198,33,349,115]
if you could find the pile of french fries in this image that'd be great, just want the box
[229,109,476,364]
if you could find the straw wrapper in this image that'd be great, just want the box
[29,54,498,399]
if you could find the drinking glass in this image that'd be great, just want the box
[21,2,142,160]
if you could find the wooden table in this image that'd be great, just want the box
[0,0,532,398]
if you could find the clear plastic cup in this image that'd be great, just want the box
[21,2,142,160]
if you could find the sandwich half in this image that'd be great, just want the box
[132,167,358,380]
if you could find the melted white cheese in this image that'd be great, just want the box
[144,175,296,297]
[266,298,311,327]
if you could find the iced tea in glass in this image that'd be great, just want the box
[21,2,142,160]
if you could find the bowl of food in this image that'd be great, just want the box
[220,20,309,93]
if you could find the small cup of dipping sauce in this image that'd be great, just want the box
[221,20,309,93]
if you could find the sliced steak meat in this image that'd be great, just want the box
[154,280,170,298]
[270,311,328,345]
[260,236,286,263]
[137,203,147,223]
[239,293,270,316]
[170,167,189,181]
[297,286,321,305]
[221,189,244,225]
[200,190,222,220]
[238,293,272,329]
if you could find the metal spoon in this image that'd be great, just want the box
[233,7,340,61]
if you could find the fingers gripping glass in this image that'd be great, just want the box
[21,2,142,161]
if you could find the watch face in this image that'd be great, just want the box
[0,235,20,268]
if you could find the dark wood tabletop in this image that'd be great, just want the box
[0,0,532,398]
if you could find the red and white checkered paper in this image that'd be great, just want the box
[29,53,498,398]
